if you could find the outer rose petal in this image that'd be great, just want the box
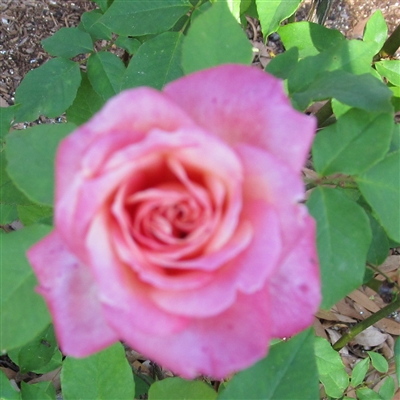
[268,216,321,338]
[106,289,272,379]
[164,64,316,171]
[26,232,118,356]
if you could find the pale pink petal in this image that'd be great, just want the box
[85,213,190,335]
[268,216,321,338]
[164,64,316,171]
[26,232,118,357]
[107,289,272,379]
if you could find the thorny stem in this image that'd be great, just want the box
[332,295,400,351]
[381,23,400,57]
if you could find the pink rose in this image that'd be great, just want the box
[28,65,320,378]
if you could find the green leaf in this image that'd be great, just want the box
[87,52,125,100]
[66,72,105,125]
[278,21,345,58]
[367,351,389,373]
[42,27,93,58]
[378,376,395,400]
[314,337,349,398]
[80,10,112,40]
[20,382,54,400]
[0,369,21,400]
[356,387,382,400]
[363,10,388,52]
[366,213,390,266]
[14,58,81,122]
[0,151,33,225]
[33,348,63,374]
[351,358,370,388]
[149,378,217,400]
[356,150,400,242]
[0,105,19,140]
[61,342,135,400]
[395,337,400,386]
[123,32,184,90]
[90,0,111,13]
[7,325,57,374]
[390,85,400,112]
[99,0,192,36]
[255,0,301,38]
[390,123,400,153]
[312,109,393,175]
[218,329,319,400]
[265,47,299,80]
[6,123,76,206]
[182,0,252,74]
[115,36,141,54]
[307,187,372,309]
[292,70,394,113]
[17,204,53,226]
[226,0,241,21]
[0,225,52,351]
[375,60,400,86]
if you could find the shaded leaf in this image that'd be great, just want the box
[80,9,112,40]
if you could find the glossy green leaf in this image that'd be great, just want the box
[20,382,55,400]
[42,27,93,58]
[265,47,298,80]
[8,325,57,374]
[356,387,382,400]
[66,72,105,125]
[375,60,400,86]
[218,329,318,400]
[356,150,400,242]
[395,337,400,385]
[366,213,390,266]
[0,225,52,351]
[378,376,395,400]
[307,187,372,309]
[315,337,349,398]
[149,378,217,400]
[182,1,252,74]
[0,105,19,140]
[87,52,126,100]
[14,58,81,122]
[115,36,141,54]
[123,32,184,90]
[61,342,135,400]
[312,109,393,175]
[292,70,393,112]
[350,358,370,388]
[367,351,389,373]
[255,0,301,38]
[6,123,76,206]
[99,0,192,36]
[0,369,20,400]
[278,21,345,58]
[0,151,32,225]
[289,39,378,95]
[80,9,112,40]
[363,10,388,52]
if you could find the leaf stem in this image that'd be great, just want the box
[332,295,400,351]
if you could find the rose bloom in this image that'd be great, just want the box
[28,64,320,379]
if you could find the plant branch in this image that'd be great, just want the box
[332,295,400,351]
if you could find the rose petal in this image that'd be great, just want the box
[164,64,316,171]
[268,216,321,338]
[26,232,118,357]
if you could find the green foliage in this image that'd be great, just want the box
[5,124,76,206]
[363,10,388,52]
[395,337,400,384]
[307,187,372,309]
[181,1,252,74]
[41,27,93,58]
[0,225,52,351]
[218,329,319,399]
[80,9,112,40]
[375,60,400,86]
[366,213,390,266]
[350,358,370,388]
[0,105,19,140]
[367,351,388,373]
[61,342,135,400]
[20,381,56,400]
[0,369,21,400]
[314,337,349,398]
[149,377,217,400]
[123,32,184,90]
[14,58,81,122]
[265,47,299,80]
